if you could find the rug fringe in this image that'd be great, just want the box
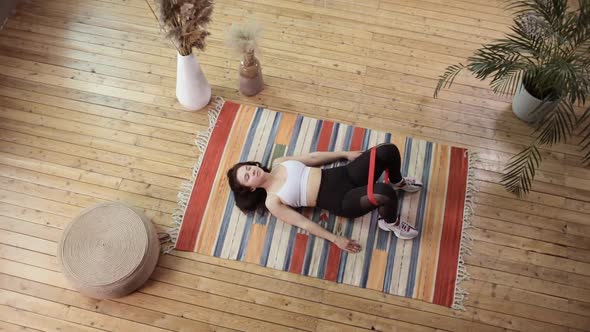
[452,150,479,310]
[161,96,226,254]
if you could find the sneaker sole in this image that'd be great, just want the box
[401,187,422,193]
[378,221,418,240]
[393,184,423,193]
[378,223,394,232]
[394,232,418,240]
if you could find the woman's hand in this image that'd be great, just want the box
[346,151,362,161]
[334,236,362,253]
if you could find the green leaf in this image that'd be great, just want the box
[433,64,466,98]
[534,99,576,145]
[579,106,590,164]
[490,69,524,96]
[501,144,542,197]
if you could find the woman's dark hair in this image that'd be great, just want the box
[227,161,271,214]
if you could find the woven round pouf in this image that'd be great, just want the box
[58,202,160,299]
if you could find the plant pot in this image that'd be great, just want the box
[176,52,211,111]
[512,81,557,123]
[239,54,263,96]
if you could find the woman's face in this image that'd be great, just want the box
[236,164,265,189]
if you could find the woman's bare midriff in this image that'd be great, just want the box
[305,167,322,206]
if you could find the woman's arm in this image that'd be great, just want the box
[266,196,362,253]
[274,150,361,167]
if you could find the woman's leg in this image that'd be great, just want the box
[344,143,403,186]
[339,183,398,222]
[339,184,418,240]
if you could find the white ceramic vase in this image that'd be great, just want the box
[176,52,211,111]
[512,81,557,123]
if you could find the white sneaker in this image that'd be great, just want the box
[393,177,423,193]
[378,219,419,240]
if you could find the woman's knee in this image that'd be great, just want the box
[372,193,392,206]
[374,183,396,200]
[376,143,400,161]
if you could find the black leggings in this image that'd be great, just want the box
[315,144,403,222]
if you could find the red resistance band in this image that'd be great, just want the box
[367,147,390,206]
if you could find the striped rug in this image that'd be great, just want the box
[171,99,476,309]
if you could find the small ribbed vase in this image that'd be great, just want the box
[239,52,264,96]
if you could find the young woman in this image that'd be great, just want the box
[226,143,423,254]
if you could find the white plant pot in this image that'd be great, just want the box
[512,81,557,123]
[176,53,211,111]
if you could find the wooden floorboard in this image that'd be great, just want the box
[0,0,588,331]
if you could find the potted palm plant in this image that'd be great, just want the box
[153,0,214,111]
[226,21,264,96]
[434,0,590,196]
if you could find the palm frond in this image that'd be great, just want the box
[433,64,465,98]
[487,51,532,96]
[501,144,542,197]
[579,105,590,164]
[490,68,523,96]
[534,60,577,99]
[533,99,576,145]
[506,0,535,15]
[467,44,534,81]
[507,19,548,59]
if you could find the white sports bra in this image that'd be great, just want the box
[274,160,311,207]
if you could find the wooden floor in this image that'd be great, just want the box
[0,0,589,331]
